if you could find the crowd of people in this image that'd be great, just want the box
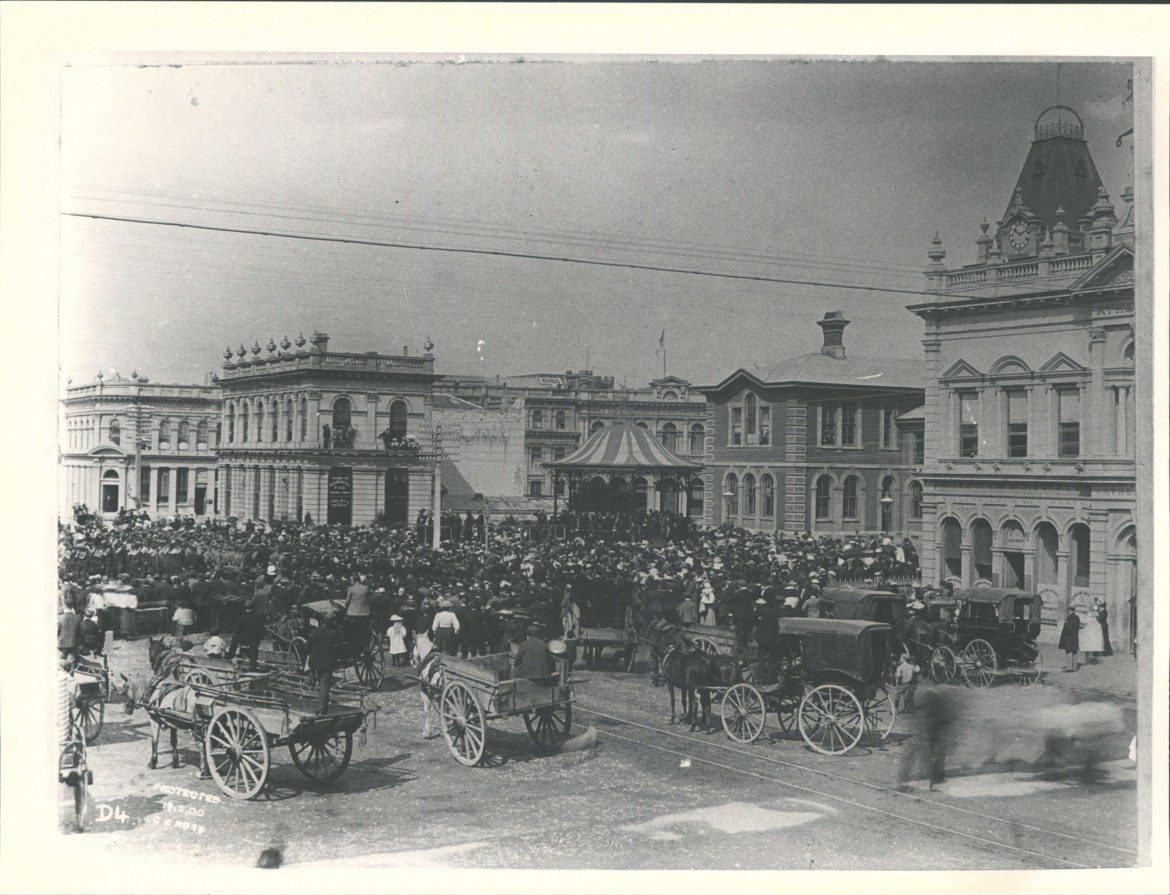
[57,506,923,670]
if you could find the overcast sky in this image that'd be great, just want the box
[59,58,1133,389]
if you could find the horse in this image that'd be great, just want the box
[641,618,741,732]
[111,637,210,776]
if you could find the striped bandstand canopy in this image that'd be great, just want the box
[545,421,702,474]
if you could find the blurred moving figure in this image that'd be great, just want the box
[896,687,957,791]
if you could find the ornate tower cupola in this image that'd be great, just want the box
[994,106,1105,260]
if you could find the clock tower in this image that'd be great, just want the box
[991,105,1109,260]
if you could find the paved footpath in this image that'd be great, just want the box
[62,639,1138,871]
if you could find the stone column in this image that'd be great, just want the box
[1088,328,1108,457]
[306,392,322,448]
[431,463,442,550]
[149,467,160,518]
[1055,549,1070,615]
[365,394,380,449]
[960,543,973,585]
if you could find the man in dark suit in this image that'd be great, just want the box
[307,615,343,714]
[512,625,552,683]
[755,597,783,681]
[228,600,265,671]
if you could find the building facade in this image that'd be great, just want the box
[434,371,707,514]
[60,371,221,521]
[215,333,439,528]
[910,105,1136,646]
[700,312,925,536]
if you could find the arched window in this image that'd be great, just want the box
[660,422,678,451]
[687,477,704,516]
[271,400,279,442]
[333,397,352,431]
[724,473,739,517]
[389,400,408,440]
[108,418,121,446]
[196,419,208,448]
[555,410,566,430]
[159,419,171,447]
[240,404,249,443]
[761,473,774,518]
[299,397,307,441]
[744,394,757,436]
[227,406,235,443]
[285,399,293,441]
[909,481,923,519]
[531,409,543,429]
[814,475,831,519]
[177,420,190,448]
[689,423,705,455]
[842,475,859,520]
[590,420,605,432]
[743,473,756,516]
[662,390,678,400]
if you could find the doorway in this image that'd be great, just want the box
[101,470,120,513]
[194,485,206,516]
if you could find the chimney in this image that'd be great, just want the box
[817,311,850,359]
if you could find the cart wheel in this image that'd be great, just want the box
[692,637,719,656]
[76,695,105,743]
[773,684,805,733]
[797,684,865,755]
[288,637,308,671]
[930,645,957,683]
[440,681,486,767]
[183,669,215,688]
[523,705,573,750]
[205,707,270,799]
[353,631,385,690]
[960,639,997,688]
[861,685,896,743]
[721,683,766,744]
[1018,650,1043,687]
[289,731,353,783]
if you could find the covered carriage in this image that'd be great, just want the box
[951,587,1043,687]
[268,599,386,690]
[718,618,896,755]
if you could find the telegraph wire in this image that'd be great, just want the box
[63,211,942,300]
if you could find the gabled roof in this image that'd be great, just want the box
[896,405,925,422]
[545,421,701,472]
[1071,242,1133,291]
[700,353,923,394]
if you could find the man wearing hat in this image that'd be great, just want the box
[228,599,265,671]
[512,624,553,683]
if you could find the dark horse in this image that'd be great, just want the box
[641,618,742,732]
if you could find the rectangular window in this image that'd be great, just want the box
[840,403,858,446]
[1006,390,1028,458]
[744,400,756,436]
[176,468,189,503]
[758,406,770,446]
[881,408,896,449]
[1058,389,1080,457]
[157,467,170,503]
[730,407,742,445]
[528,479,543,497]
[140,466,151,501]
[819,405,837,446]
[959,393,979,458]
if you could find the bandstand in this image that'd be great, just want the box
[544,420,704,517]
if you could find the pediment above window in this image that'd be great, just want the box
[941,359,984,381]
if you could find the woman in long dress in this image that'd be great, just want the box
[1095,598,1113,657]
[1079,602,1104,661]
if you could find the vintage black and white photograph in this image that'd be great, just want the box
[4,9,1163,890]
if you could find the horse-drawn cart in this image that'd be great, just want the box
[718,618,896,755]
[269,600,386,690]
[135,662,378,800]
[420,645,574,767]
[951,587,1044,688]
[71,653,111,743]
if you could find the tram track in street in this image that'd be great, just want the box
[568,686,1137,871]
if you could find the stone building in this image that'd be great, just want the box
[434,371,707,514]
[699,312,925,536]
[215,333,439,527]
[909,105,1136,646]
[60,371,221,520]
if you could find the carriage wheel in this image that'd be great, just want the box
[960,639,998,688]
[797,684,865,755]
[76,696,105,743]
[929,645,957,683]
[183,669,215,688]
[1018,650,1043,687]
[861,685,896,744]
[205,707,270,799]
[692,637,719,656]
[773,684,806,733]
[523,705,573,751]
[288,637,308,672]
[440,682,486,767]
[289,731,353,783]
[351,631,385,690]
[720,683,766,744]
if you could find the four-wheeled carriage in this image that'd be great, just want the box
[951,587,1044,688]
[817,586,907,682]
[901,599,961,683]
[717,618,897,755]
[71,653,111,743]
[420,644,574,767]
[273,600,386,691]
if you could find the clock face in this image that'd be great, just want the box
[1007,220,1030,251]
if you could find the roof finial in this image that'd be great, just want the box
[926,231,946,266]
[980,218,990,234]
